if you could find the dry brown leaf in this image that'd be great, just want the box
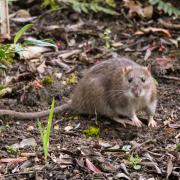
[135,27,171,38]
[32,80,43,89]
[123,0,144,17]
[156,57,174,71]
[0,157,27,163]
[143,5,153,19]
[85,158,102,174]
[123,0,153,18]
[166,157,173,179]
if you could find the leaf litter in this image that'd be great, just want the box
[0,0,180,179]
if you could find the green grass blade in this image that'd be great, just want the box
[14,24,33,45]
[43,97,55,160]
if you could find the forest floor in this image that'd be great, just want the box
[0,1,180,179]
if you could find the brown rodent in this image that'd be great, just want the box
[0,57,157,127]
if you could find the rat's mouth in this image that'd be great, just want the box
[133,89,142,97]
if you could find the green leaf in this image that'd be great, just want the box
[163,3,169,13]
[167,6,173,16]
[176,144,180,151]
[90,3,99,12]
[81,3,89,13]
[14,24,33,45]
[23,38,57,48]
[72,3,82,13]
[106,0,116,7]
[37,98,54,161]
[157,1,164,10]
[149,0,159,5]
[0,64,7,69]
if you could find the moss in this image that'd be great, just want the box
[42,75,54,85]
[65,73,78,84]
[83,126,100,138]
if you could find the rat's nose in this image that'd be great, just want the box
[133,88,141,97]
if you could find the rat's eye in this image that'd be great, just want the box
[141,77,146,82]
[128,77,133,83]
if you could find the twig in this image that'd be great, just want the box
[158,19,180,30]
[58,49,81,59]
[159,75,180,81]
[121,9,133,25]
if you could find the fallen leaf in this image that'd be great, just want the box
[123,0,144,18]
[11,17,37,23]
[37,61,46,74]
[169,123,180,129]
[98,140,112,148]
[135,27,171,38]
[15,9,31,18]
[18,46,51,60]
[108,144,120,150]
[0,157,27,163]
[112,41,123,48]
[27,125,34,131]
[115,173,130,180]
[85,158,102,174]
[143,5,153,19]
[19,137,37,148]
[156,57,174,72]
[54,125,60,131]
[64,125,73,132]
[144,48,152,60]
[32,80,43,89]
[54,72,62,80]
[20,153,36,157]
[166,157,173,179]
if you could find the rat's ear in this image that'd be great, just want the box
[122,66,132,74]
[143,64,151,72]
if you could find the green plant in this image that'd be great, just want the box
[38,98,55,161]
[42,75,54,85]
[14,24,33,45]
[42,0,59,9]
[102,28,112,49]
[5,145,18,154]
[83,126,100,138]
[53,0,118,15]
[0,44,14,68]
[65,73,78,84]
[149,0,180,17]
[0,24,33,70]
[128,154,142,170]
[176,144,180,152]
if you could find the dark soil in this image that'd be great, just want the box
[0,1,180,179]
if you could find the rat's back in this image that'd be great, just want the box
[70,57,138,115]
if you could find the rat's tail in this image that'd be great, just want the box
[0,102,70,120]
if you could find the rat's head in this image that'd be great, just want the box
[122,66,152,98]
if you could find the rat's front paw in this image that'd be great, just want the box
[132,118,143,127]
[148,118,157,128]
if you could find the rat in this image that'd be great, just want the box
[0,57,157,127]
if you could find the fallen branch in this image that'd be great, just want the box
[158,19,180,30]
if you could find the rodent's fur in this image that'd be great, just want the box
[0,57,157,127]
